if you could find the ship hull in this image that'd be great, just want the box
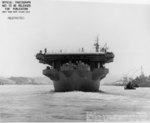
[43,68,108,92]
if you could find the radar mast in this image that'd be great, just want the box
[94,36,100,52]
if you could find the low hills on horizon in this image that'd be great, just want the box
[0,75,120,85]
[0,74,150,87]
[104,74,150,87]
[0,76,52,85]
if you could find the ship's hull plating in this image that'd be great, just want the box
[43,68,108,92]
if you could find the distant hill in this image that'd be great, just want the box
[2,74,150,87]
[0,77,16,85]
[0,77,52,85]
[104,74,150,87]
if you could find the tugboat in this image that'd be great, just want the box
[36,37,114,92]
[124,81,136,90]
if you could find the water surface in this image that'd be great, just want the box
[0,85,150,121]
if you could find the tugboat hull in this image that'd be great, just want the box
[43,68,108,92]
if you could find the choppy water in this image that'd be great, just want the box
[0,85,150,122]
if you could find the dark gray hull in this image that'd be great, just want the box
[43,68,108,92]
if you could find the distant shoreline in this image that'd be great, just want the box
[0,76,52,85]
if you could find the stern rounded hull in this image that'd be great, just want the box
[43,68,108,92]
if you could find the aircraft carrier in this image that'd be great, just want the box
[36,37,114,92]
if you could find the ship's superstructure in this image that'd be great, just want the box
[36,38,114,92]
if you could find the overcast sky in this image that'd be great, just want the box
[0,0,150,80]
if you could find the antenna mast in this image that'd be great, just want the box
[94,36,100,52]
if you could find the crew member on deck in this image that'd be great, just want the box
[44,48,47,54]
[39,50,42,54]
[82,48,84,52]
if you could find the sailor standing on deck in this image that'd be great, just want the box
[39,50,42,54]
[44,48,47,54]
[81,47,84,52]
